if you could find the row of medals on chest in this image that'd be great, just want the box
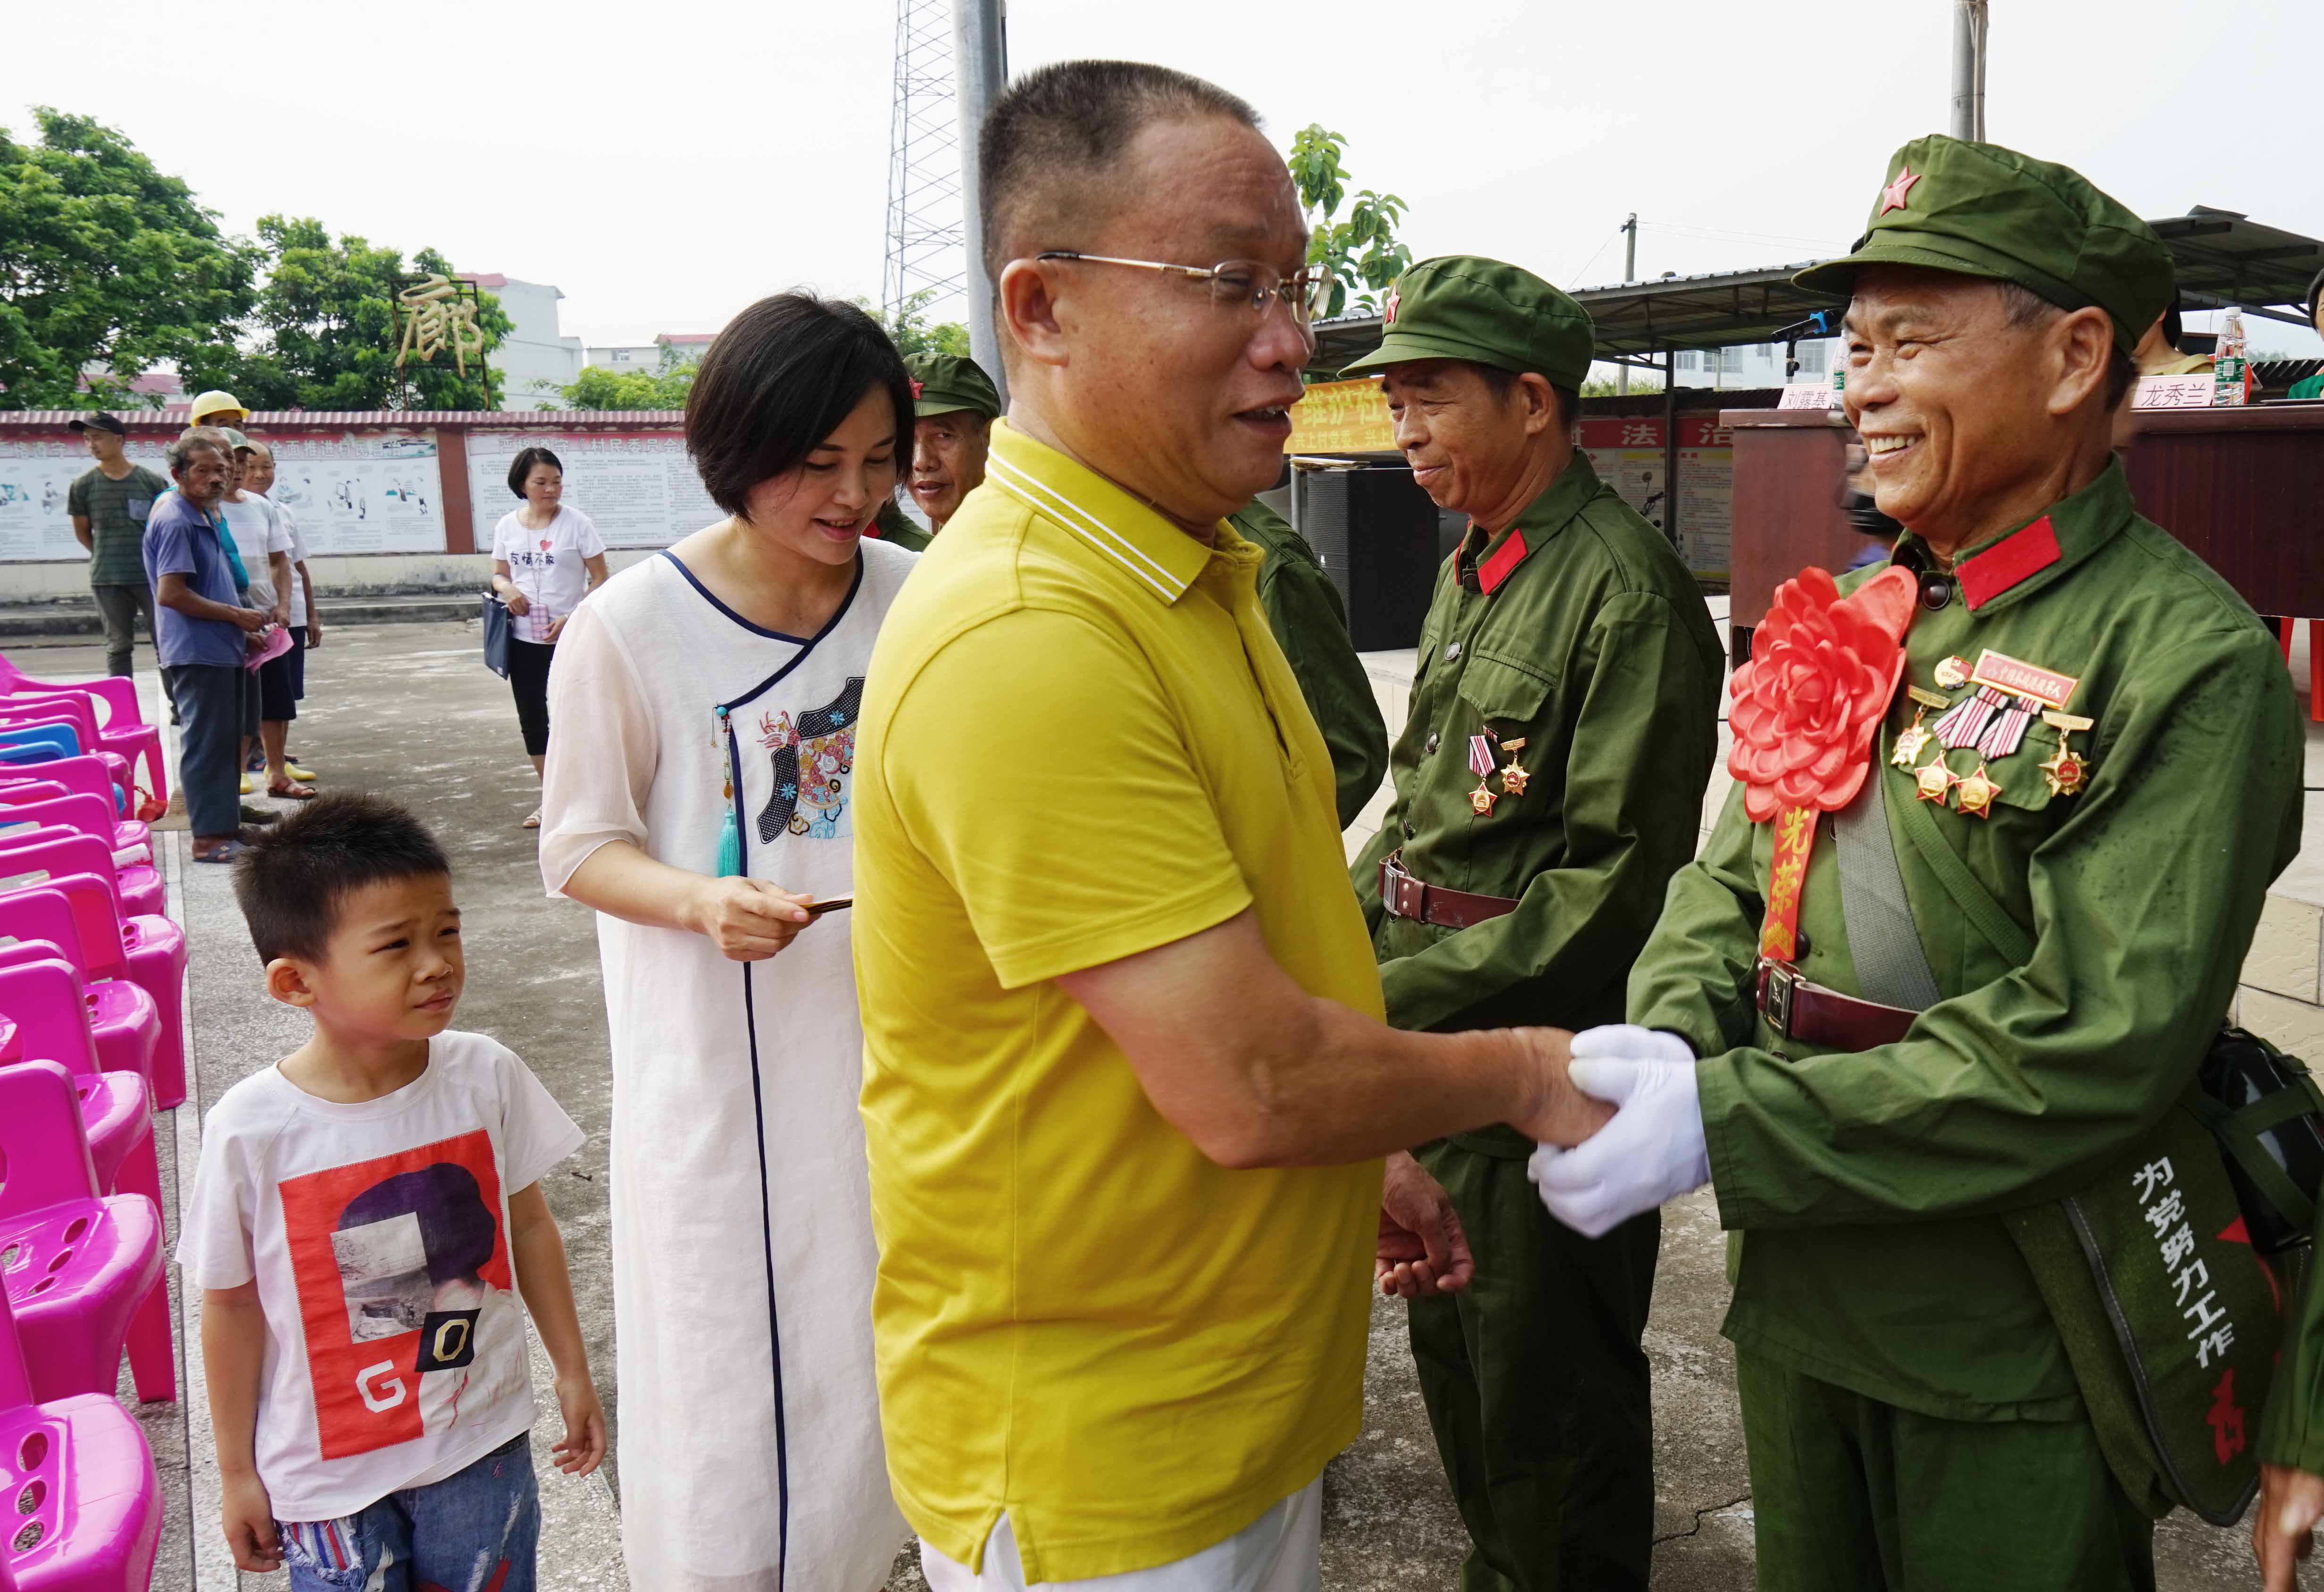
[1892,650,2091,819]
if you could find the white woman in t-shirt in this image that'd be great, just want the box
[489,447,608,828]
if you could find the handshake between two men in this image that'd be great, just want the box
[1378,1025,1710,1300]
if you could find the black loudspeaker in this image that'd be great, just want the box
[1300,467,1445,652]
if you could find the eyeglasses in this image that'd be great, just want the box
[1034,251,1332,325]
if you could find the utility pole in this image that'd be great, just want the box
[1617,212,1638,395]
[1951,0,1988,141]
[955,0,1008,406]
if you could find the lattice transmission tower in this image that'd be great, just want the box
[883,0,966,323]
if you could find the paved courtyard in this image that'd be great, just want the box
[26,617,2291,1590]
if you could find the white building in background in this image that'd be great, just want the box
[582,332,719,376]
[466,274,583,411]
[1668,337,1841,390]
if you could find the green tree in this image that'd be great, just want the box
[552,346,698,411]
[182,216,511,411]
[0,108,260,409]
[1286,125,1413,321]
[859,290,971,360]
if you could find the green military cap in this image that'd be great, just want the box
[1338,256,1595,389]
[905,352,1001,419]
[1793,135,2174,359]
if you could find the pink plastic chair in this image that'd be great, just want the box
[0,652,166,808]
[0,960,158,1212]
[0,1284,161,1592]
[0,790,147,859]
[0,878,182,1112]
[0,653,163,778]
[0,747,131,822]
[0,696,158,811]
[0,758,130,821]
[0,894,158,1097]
[0,1061,170,1404]
[0,837,159,927]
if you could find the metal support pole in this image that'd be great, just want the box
[1617,214,1638,396]
[955,0,1008,404]
[1662,348,1680,553]
[1951,1,1987,141]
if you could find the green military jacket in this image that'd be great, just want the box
[876,499,931,553]
[1351,452,1725,1060]
[1229,500,1389,829]
[1631,460,2305,1421]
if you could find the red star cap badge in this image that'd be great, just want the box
[1878,165,1921,216]
[909,378,924,398]
[1384,289,1399,325]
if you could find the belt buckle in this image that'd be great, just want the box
[1383,862,1424,922]
[1761,960,1800,1039]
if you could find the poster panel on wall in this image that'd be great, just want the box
[0,439,171,562]
[263,434,446,555]
[1575,416,1733,583]
[464,431,716,550]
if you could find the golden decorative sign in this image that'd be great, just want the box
[1284,378,1396,455]
[396,274,488,377]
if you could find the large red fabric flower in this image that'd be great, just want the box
[1729,565,1916,822]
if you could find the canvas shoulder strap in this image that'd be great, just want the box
[1830,740,1945,1011]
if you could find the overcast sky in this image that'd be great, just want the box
[16,0,2324,357]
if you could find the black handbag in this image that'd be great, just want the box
[480,591,512,679]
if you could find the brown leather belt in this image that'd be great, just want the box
[1379,853,1518,931]
[1755,960,1917,1050]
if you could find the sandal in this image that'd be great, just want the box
[521,808,542,829]
[268,780,318,800]
[192,839,249,864]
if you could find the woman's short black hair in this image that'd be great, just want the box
[508,446,563,499]
[685,293,915,520]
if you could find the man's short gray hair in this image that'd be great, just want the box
[978,60,1260,290]
[1993,282,2137,407]
[167,426,232,474]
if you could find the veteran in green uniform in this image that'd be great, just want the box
[1343,257,1725,1590]
[1534,137,2306,1591]
[882,350,1004,552]
[1228,497,1388,827]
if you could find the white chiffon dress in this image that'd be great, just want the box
[539,539,917,1592]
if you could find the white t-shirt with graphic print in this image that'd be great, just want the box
[491,506,607,644]
[176,1029,584,1522]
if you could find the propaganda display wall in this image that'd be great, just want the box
[0,412,702,593]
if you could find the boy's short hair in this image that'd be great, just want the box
[233,792,450,963]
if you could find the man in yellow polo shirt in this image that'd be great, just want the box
[853,60,1607,1591]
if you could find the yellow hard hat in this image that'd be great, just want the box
[187,390,248,424]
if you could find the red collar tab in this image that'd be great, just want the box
[1957,515,2061,610]
[1477,528,1531,595]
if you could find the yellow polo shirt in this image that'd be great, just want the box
[853,422,1384,1582]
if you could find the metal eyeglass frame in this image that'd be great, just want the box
[1033,251,1331,323]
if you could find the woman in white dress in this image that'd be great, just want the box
[538,293,918,1592]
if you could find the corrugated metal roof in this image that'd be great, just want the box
[0,408,685,428]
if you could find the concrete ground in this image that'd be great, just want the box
[20,618,2294,1591]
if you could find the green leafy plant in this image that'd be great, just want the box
[181,216,511,411]
[859,290,971,360]
[1286,125,1413,321]
[0,108,260,408]
[552,346,698,412]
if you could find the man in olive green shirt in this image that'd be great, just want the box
[882,350,1003,552]
[1229,497,1387,828]
[66,413,171,680]
[1539,136,2304,1589]
[1344,257,1724,1591]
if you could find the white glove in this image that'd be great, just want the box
[1528,1024,1711,1238]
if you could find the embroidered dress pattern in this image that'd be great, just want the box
[756,677,866,841]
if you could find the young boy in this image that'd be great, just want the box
[178,792,605,1589]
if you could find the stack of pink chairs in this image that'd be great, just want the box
[0,867,186,1112]
[0,653,166,821]
[0,1069,164,1592]
[0,757,132,825]
[0,819,165,920]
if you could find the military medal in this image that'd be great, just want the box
[1934,655,1972,689]
[1468,734,1499,817]
[1953,762,2002,819]
[1497,737,1530,798]
[1969,649,2079,711]
[1892,712,1935,768]
[1914,756,1956,804]
[2039,710,2093,798]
